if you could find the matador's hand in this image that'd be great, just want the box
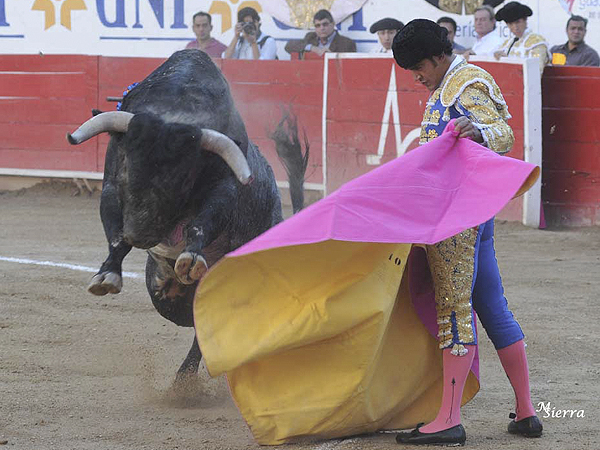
[453,116,483,143]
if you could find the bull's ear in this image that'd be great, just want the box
[232,138,247,154]
[92,109,103,116]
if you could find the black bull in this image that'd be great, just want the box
[67,50,307,379]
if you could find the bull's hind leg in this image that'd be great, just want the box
[146,253,197,326]
[176,336,203,380]
[146,253,203,377]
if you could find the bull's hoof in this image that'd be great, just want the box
[174,252,208,284]
[88,272,122,295]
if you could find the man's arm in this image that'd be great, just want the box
[285,32,314,54]
[493,37,511,60]
[529,44,550,75]
[259,36,278,60]
[331,34,356,52]
[458,85,514,154]
[245,32,260,60]
[223,22,243,59]
[581,48,600,67]
[345,36,357,52]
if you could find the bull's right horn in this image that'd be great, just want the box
[200,129,252,185]
[67,111,134,145]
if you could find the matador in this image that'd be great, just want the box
[391,19,543,446]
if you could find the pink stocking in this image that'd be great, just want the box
[497,340,536,420]
[419,346,475,433]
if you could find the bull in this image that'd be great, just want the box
[67,49,307,379]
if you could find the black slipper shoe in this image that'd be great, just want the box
[507,413,543,437]
[396,423,466,446]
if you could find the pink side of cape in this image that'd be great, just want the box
[231,121,537,256]
[221,121,537,383]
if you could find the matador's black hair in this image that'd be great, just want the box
[392,19,453,69]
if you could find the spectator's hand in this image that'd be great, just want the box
[453,117,483,143]
[311,46,329,57]
[234,22,244,37]
[462,49,475,61]
[494,50,507,60]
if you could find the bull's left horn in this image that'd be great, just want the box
[200,129,252,185]
[67,111,134,145]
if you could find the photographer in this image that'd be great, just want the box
[223,7,277,60]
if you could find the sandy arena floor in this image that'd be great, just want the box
[0,182,598,450]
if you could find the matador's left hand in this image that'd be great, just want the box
[453,116,483,144]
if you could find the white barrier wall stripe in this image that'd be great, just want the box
[0,168,104,179]
[322,53,330,197]
[0,256,143,279]
[522,57,543,228]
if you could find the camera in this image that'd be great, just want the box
[242,21,256,35]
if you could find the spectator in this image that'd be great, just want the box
[465,5,504,57]
[437,17,466,52]
[223,7,277,60]
[185,12,227,59]
[494,1,549,75]
[369,18,404,53]
[550,15,600,67]
[284,9,356,58]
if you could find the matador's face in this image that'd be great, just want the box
[409,55,448,92]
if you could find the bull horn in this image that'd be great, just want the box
[200,129,252,185]
[67,111,134,145]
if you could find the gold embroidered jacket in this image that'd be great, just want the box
[419,59,514,154]
[499,28,550,75]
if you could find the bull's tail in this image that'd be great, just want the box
[271,111,309,214]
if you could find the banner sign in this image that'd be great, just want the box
[1,1,596,59]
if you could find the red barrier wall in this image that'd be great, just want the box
[2,54,597,226]
[542,66,600,227]
[0,55,99,171]
[222,59,324,185]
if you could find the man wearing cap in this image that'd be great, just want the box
[493,1,549,74]
[550,15,600,67]
[391,19,542,446]
[369,18,404,53]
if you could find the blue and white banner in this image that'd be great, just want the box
[0,1,596,59]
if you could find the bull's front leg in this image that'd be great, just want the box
[174,182,236,284]
[89,180,132,295]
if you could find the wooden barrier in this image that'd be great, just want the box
[1,53,595,227]
[542,65,600,227]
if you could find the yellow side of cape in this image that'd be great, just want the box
[194,241,479,445]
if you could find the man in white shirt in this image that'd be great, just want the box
[465,5,504,57]
[369,17,404,54]
[223,7,277,60]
